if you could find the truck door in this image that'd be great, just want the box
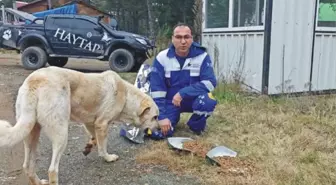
[70,18,106,57]
[45,16,73,55]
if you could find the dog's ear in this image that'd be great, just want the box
[138,99,151,117]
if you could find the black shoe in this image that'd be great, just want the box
[190,129,203,136]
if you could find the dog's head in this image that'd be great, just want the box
[134,97,159,131]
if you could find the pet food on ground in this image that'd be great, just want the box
[181,140,257,177]
[213,156,257,176]
[182,140,212,158]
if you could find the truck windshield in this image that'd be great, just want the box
[100,21,118,31]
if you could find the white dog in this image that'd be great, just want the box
[0,66,159,185]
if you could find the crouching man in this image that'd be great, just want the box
[148,23,217,140]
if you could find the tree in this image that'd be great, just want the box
[193,0,203,43]
[9,0,199,39]
[146,0,155,40]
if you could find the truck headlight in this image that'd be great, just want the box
[136,38,147,45]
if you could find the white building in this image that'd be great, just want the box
[202,0,336,95]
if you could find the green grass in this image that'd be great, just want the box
[116,42,335,184]
[134,82,336,185]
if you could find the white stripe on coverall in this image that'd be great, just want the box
[151,91,167,98]
[201,80,215,91]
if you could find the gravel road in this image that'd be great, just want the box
[0,55,202,185]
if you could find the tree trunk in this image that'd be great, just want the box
[146,0,155,40]
[193,0,203,43]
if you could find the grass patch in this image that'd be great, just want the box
[118,72,137,83]
[135,83,336,185]
[0,49,17,54]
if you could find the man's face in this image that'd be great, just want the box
[172,26,193,56]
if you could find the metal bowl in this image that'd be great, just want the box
[119,123,145,144]
[205,145,237,166]
[167,137,194,151]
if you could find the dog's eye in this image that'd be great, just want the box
[153,116,158,120]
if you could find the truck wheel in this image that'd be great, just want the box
[108,48,135,72]
[48,57,68,67]
[21,46,48,70]
[130,62,142,72]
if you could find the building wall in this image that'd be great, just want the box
[202,32,265,93]
[57,0,72,5]
[311,32,336,91]
[267,0,317,94]
[202,0,336,95]
[18,1,110,23]
[18,1,48,13]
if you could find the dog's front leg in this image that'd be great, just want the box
[82,123,97,156]
[94,119,119,162]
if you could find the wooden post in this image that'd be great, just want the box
[47,0,52,9]
[13,1,17,10]
[1,4,5,23]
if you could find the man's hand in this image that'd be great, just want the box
[172,92,182,107]
[159,118,171,136]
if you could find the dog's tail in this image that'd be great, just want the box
[0,88,37,148]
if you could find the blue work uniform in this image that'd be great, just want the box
[148,42,217,139]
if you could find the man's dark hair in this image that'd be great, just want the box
[172,22,193,35]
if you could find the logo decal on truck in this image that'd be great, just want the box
[101,32,112,42]
[2,29,12,40]
[54,28,102,53]
[86,32,92,38]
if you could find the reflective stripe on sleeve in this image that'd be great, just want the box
[150,91,167,98]
[201,80,215,91]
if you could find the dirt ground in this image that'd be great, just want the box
[0,54,201,185]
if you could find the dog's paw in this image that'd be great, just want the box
[82,143,93,156]
[104,154,119,163]
[90,138,97,146]
[40,179,49,185]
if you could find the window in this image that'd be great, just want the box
[317,1,336,28]
[233,0,265,27]
[52,17,73,29]
[206,0,230,28]
[74,19,98,30]
[205,0,265,29]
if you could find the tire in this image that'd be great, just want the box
[48,57,68,67]
[130,62,142,72]
[21,46,48,70]
[108,48,135,72]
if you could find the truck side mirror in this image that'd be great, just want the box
[97,15,104,22]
